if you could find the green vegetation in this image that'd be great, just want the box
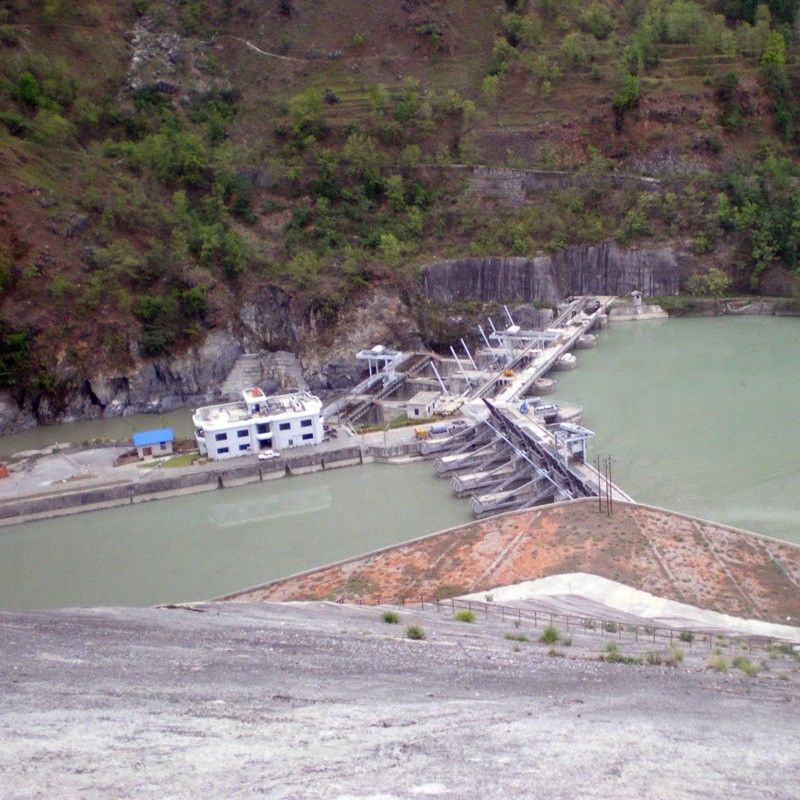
[163,453,197,468]
[505,632,530,642]
[664,645,685,667]
[539,625,561,644]
[733,655,760,676]
[454,609,476,623]
[601,642,643,665]
[708,654,728,671]
[406,624,427,641]
[2,0,800,398]
[381,610,400,624]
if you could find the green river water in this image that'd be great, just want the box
[0,315,797,609]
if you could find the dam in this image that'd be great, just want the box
[0,315,798,610]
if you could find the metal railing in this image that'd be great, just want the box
[390,595,800,655]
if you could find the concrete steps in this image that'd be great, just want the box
[220,354,264,399]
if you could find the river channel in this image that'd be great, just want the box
[0,315,798,610]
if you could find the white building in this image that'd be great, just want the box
[193,388,324,461]
[406,391,440,420]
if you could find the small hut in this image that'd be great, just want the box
[133,428,174,461]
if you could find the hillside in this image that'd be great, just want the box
[1,0,799,426]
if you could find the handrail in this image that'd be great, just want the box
[388,595,800,654]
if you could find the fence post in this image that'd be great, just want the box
[421,596,424,610]
[534,611,538,628]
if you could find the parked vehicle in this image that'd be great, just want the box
[258,450,281,461]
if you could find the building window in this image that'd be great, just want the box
[217,447,229,454]
[414,408,419,416]
[259,439,272,450]
[279,422,291,431]
[300,419,312,428]
[237,429,249,438]
[256,422,270,434]
[160,442,167,450]
[215,432,228,441]
[302,433,314,441]
[239,443,250,451]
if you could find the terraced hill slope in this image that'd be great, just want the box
[1,0,799,423]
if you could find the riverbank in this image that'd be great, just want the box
[648,295,800,317]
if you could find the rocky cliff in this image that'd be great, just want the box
[0,285,422,434]
[421,243,686,304]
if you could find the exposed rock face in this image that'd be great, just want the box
[0,393,36,434]
[300,286,423,392]
[0,286,424,434]
[0,247,712,435]
[421,244,685,303]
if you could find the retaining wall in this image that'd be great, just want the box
[0,444,377,526]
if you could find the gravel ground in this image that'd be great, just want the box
[1,601,798,799]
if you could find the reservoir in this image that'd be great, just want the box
[0,461,472,610]
[552,315,800,543]
[0,315,798,609]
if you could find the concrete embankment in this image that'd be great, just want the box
[224,498,800,630]
[0,441,422,526]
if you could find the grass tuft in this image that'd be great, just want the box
[381,610,400,624]
[708,655,728,672]
[732,656,759,677]
[406,624,426,641]
[454,609,476,623]
[505,632,529,642]
[539,625,560,644]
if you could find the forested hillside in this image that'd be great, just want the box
[0,0,799,420]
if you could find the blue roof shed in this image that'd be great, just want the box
[133,428,175,447]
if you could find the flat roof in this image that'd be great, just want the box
[133,428,174,447]
[194,391,322,431]
[407,391,441,405]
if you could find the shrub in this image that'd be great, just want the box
[381,610,399,624]
[645,651,663,666]
[679,631,695,643]
[664,646,684,667]
[0,111,29,137]
[603,621,619,633]
[0,24,19,46]
[539,625,560,644]
[505,632,529,642]
[708,655,728,672]
[579,2,616,40]
[733,656,759,676]
[602,642,642,664]
[454,609,476,623]
[686,269,731,298]
[406,624,426,640]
